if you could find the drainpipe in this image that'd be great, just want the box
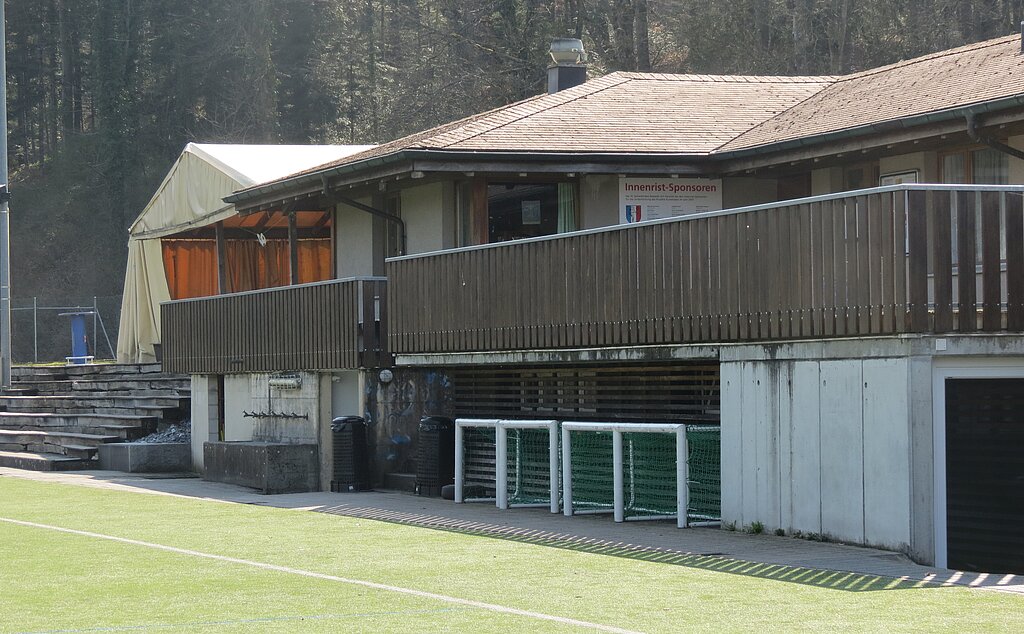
[321,175,407,256]
[965,112,1024,162]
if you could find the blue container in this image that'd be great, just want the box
[59,311,94,364]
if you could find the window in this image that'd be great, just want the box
[486,182,577,243]
[941,147,1008,184]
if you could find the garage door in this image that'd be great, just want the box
[946,378,1024,574]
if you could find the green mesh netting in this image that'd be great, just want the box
[569,430,614,512]
[462,426,496,500]
[686,425,721,522]
[506,427,557,506]
[623,432,678,519]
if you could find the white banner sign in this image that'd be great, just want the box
[618,178,723,224]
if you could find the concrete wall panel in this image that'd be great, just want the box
[862,358,911,550]
[818,360,865,542]
[787,361,822,534]
[335,199,376,278]
[223,374,253,441]
[719,362,744,526]
[739,362,760,525]
[402,182,447,255]
[189,375,217,471]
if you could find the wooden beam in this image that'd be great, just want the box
[252,211,273,232]
[215,222,228,294]
[471,177,488,245]
[288,211,299,285]
[312,210,332,230]
[164,227,330,240]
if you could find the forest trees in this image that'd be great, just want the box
[4,0,1024,304]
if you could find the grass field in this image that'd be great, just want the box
[1,476,1022,633]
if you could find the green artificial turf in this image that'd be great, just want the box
[1,476,1022,633]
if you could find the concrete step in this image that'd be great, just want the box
[64,364,165,377]
[10,363,169,381]
[0,428,121,449]
[0,412,157,440]
[0,440,99,459]
[1,409,181,424]
[0,394,187,410]
[0,449,94,471]
[0,394,187,412]
[11,378,190,395]
[1,387,39,396]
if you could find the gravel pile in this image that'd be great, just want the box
[136,423,191,444]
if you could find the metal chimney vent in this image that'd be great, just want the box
[547,38,588,94]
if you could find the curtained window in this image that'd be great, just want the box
[162,238,332,300]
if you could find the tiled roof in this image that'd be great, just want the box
[246,34,1024,195]
[283,72,831,179]
[721,35,1024,151]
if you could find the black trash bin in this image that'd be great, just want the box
[330,416,371,492]
[416,416,455,497]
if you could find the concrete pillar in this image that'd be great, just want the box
[189,374,220,471]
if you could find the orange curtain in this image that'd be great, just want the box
[162,237,332,300]
[296,240,332,284]
[161,240,218,300]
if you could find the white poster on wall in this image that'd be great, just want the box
[618,177,723,224]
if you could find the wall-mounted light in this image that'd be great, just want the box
[378,369,394,384]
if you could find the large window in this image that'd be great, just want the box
[941,147,1008,184]
[486,182,577,243]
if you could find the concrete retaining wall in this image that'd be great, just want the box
[98,442,191,473]
[720,335,1024,566]
[203,441,319,494]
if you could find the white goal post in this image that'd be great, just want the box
[455,418,560,513]
[561,421,691,528]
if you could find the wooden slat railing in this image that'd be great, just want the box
[387,185,1024,355]
[161,277,387,373]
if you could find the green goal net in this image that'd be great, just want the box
[506,426,558,506]
[563,422,721,526]
[685,425,721,522]
[461,425,497,500]
[623,431,678,519]
[568,429,614,513]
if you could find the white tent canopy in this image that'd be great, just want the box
[117,143,374,364]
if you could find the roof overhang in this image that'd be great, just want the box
[715,94,1024,173]
[226,149,709,214]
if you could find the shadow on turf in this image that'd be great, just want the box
[316,504,946,594]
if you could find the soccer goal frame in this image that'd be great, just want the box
[454,418,500,504]
[561,421,718,528]
[454,418,560,513]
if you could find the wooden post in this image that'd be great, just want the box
[471,178,488,245]
[215,221,227,294]
[288,211,299,285]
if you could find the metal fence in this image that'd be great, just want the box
[11,294,121,363]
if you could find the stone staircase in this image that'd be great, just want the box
[0,364,190,471]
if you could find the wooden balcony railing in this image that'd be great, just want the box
[161,277,387,374]
[386,185,1024,355]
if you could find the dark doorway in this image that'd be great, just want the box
[945,378,1024,574]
